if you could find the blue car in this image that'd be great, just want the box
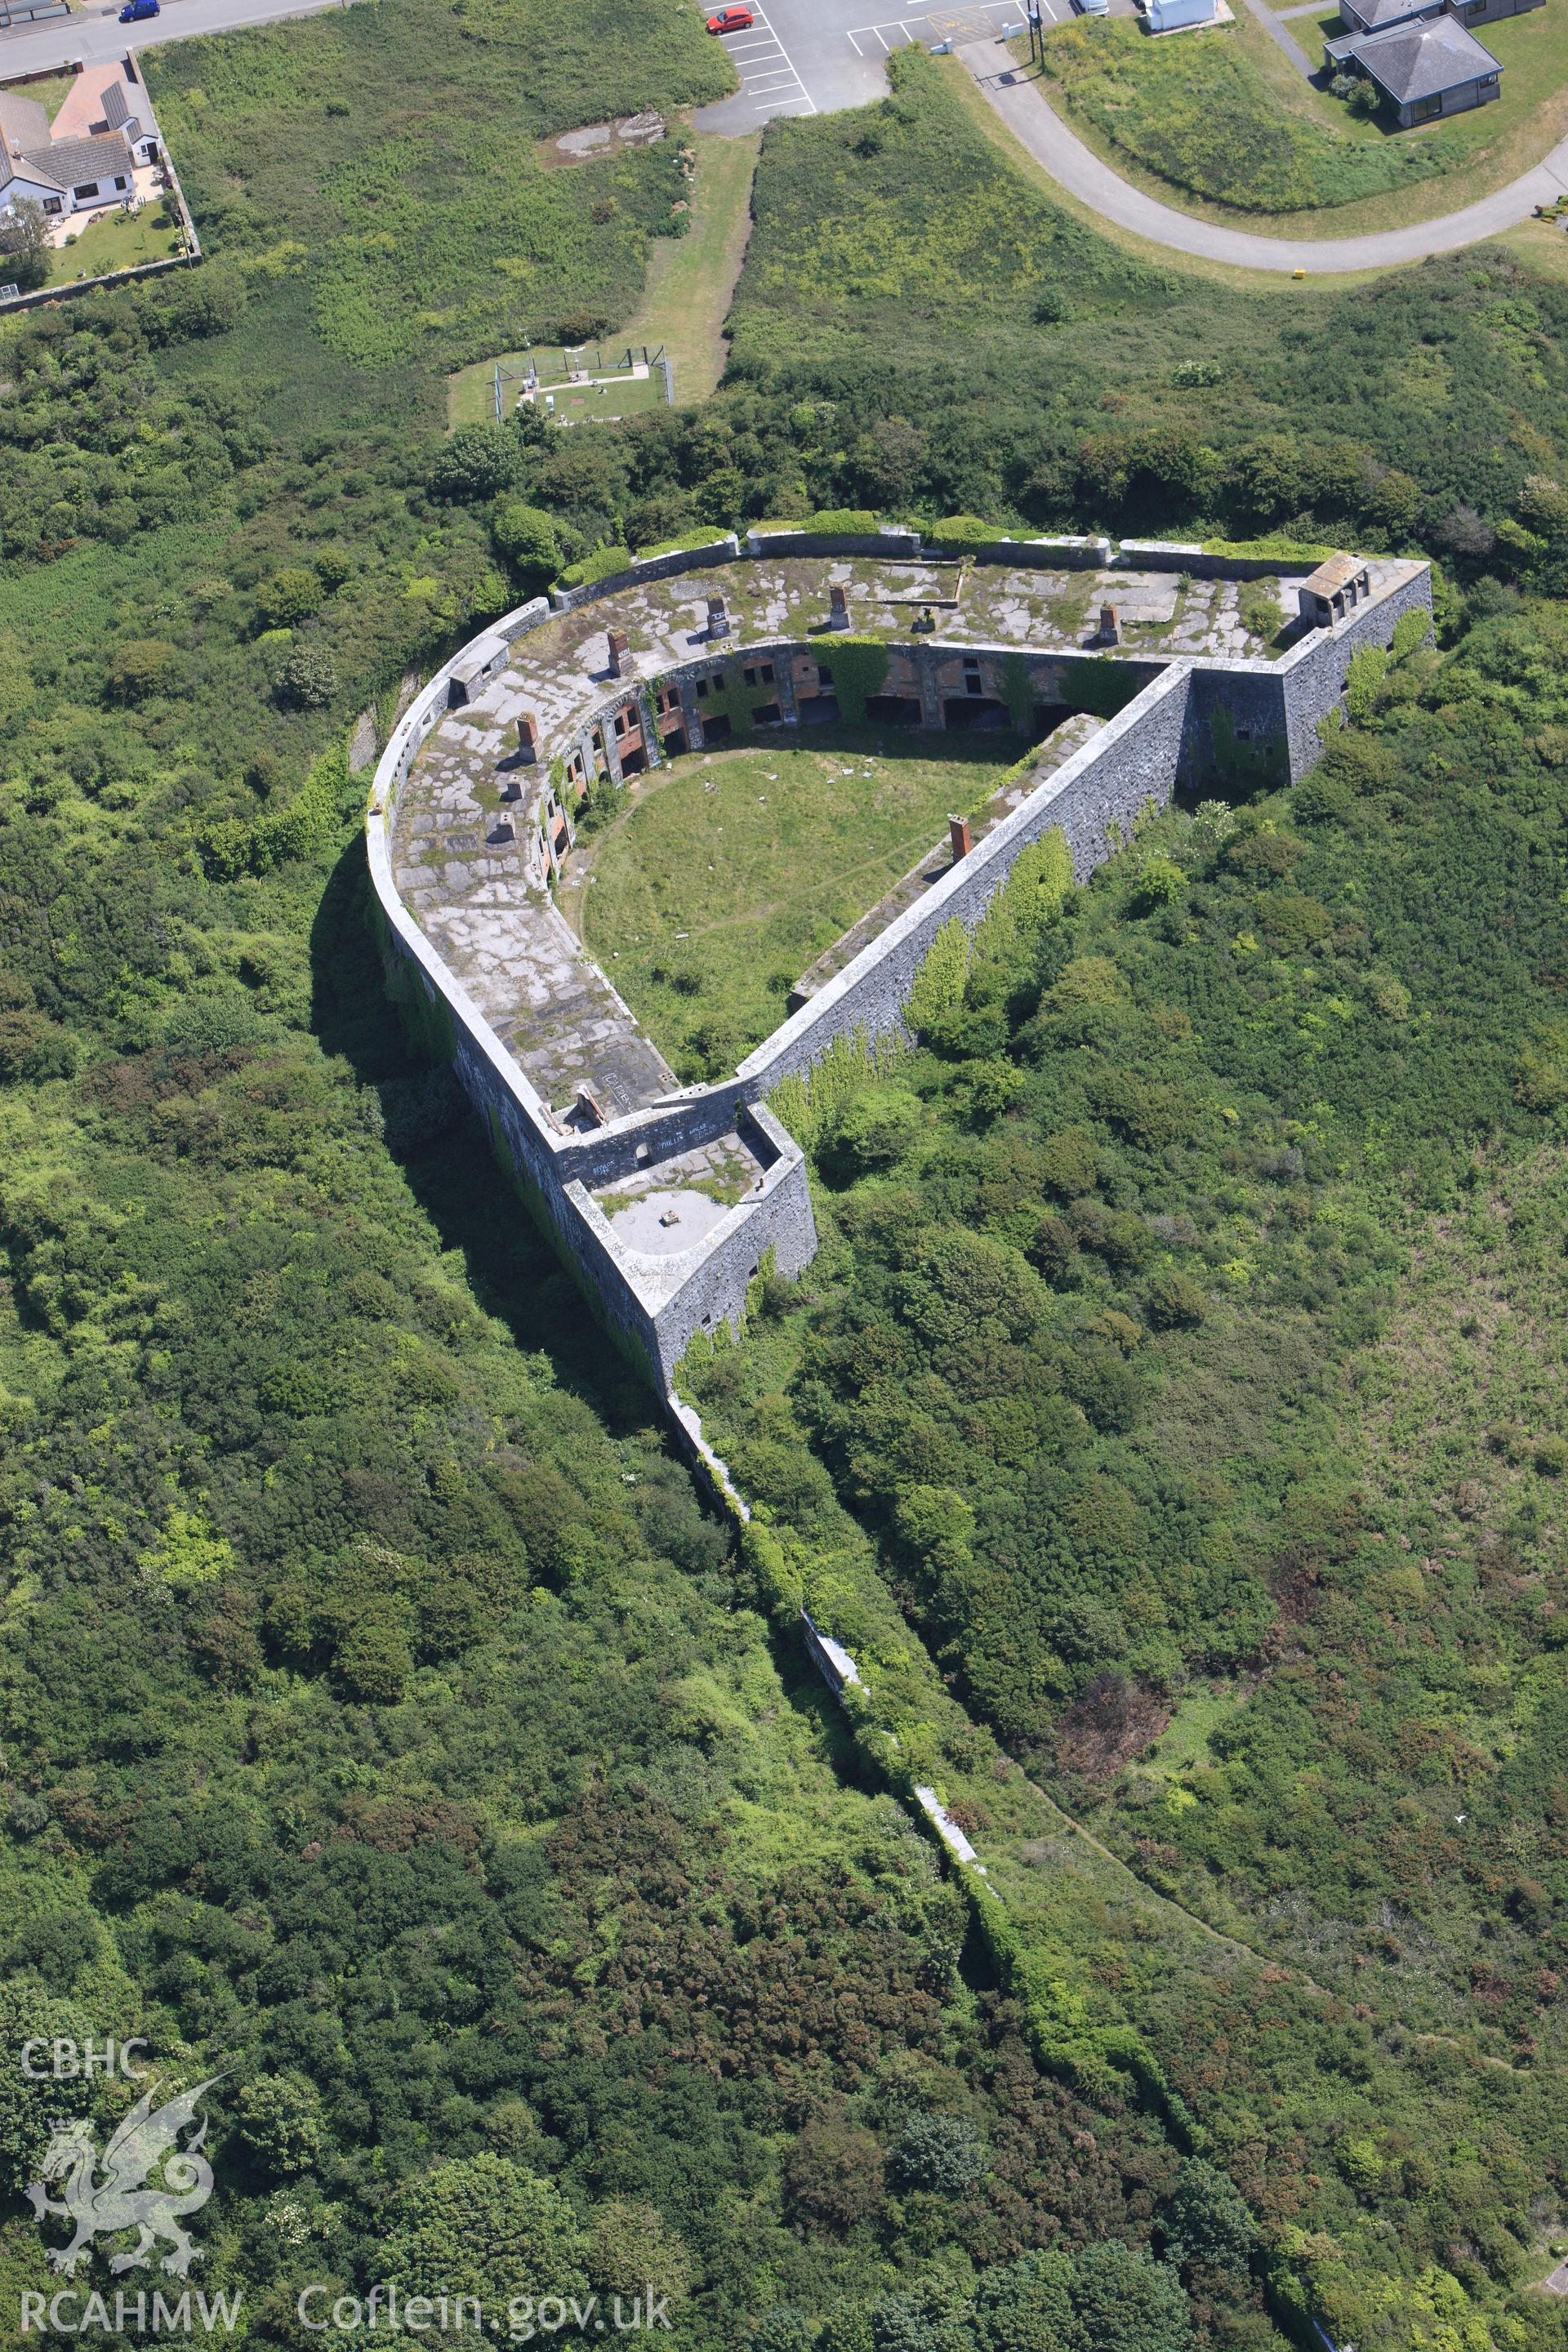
[119,0,160,21]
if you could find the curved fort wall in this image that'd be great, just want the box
[365,540,1432,1396]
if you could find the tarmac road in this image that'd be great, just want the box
[0,0,348,78]
[9,0,1566,273]
[958,33,1568,271]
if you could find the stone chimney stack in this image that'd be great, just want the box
[829,583,850,632]
[606,627,629,677]
[1098,604,1121,646]
[517,711,541,762]
[948,813,973,862]
[706,595,729,641]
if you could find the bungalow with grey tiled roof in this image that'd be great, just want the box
[0,59,158,225]
[1335,0,1539,33]
[0,127,135,218]
[1324,7,1503,122]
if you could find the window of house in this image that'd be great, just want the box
[1413,91,1442,117]
[74,182,100,200]
[114,177,127,189]
[42,198,61,214]
[742,666,757,687]
[759,662,775,684]
[1480,69,1498,80]
[815,665,833,685]
[695,678,709,699]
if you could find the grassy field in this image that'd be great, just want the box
[1031,3,1568,225]
[447,129,758,425]
[933,47,1393,284]
[620,127,760,403]
[46,204,185,287]
[149,0,733,380]
[577,730,1014,1076]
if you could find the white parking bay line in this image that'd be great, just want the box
[845,0,1014,44]
[733,5,817,111]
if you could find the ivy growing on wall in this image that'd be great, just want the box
[826,636,890,724]
[1001,653,1036,731]
[702,657,788,738]
[1060,656,1147,721]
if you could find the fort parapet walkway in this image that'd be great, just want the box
[365,528,1431,1398]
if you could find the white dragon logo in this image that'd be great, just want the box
[25,2077,222,2279]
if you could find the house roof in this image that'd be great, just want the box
[1303,553,1370,597]
[1344,11,1501,100]
[0,89,51,158]
[1343,0,1437,31]
[17,129,133,192]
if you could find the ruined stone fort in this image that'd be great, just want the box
[365,526,1432,1401]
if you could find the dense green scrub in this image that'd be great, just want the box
[2,8,1568,2349]
[0,780,1228,2346]
[152,0,729,370]
[1033,20,1459,213]
[680,601,1568,2351]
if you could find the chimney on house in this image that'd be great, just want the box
[706,595,729,640]
[606,627,629,677]
[517,711,541,762]
[1098,604,1121,646]
[948,814,973,862]
[829,583,850,632]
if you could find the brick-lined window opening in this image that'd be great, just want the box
[742,662,776,688]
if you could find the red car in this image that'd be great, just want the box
[706,6,754,29]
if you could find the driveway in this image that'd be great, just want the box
[959,35,1568,270]
[0,0,347,77]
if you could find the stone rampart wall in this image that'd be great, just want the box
[1276,565,1433,776]
[745,527,922,559]
[550,534,741,613]
[736,665,1193,1089]
[366,549,1432,1400]
[1116,541,1316,581]
[924,535,1110,568]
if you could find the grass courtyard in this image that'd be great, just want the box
[574,730,1017,1078]
[1030,2,1568,227]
